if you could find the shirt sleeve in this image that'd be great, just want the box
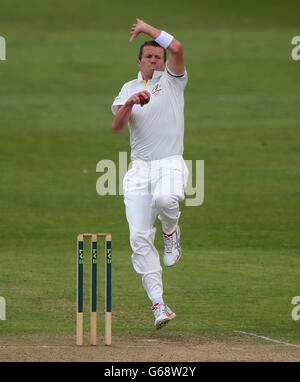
[111,83,128,115]
[165,65,188,90]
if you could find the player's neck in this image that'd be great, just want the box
[141,72,152,83]
[142,76,150,83]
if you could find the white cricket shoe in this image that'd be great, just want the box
[152,303,176,330]
[163,225,182,267]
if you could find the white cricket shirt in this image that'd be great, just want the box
[111,65,188,161]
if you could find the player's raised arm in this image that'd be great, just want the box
[130,18,185,76]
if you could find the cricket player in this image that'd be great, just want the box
[111,18,188,329]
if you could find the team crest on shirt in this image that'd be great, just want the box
[151,84,162,96]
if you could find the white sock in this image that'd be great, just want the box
[162,222,177,235]
[152,297,164,306]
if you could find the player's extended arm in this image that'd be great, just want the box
[130,18,185,75]
[112,91,150,133]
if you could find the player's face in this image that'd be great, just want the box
[138,46,166,80]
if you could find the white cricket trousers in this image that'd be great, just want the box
[123,155,189,303]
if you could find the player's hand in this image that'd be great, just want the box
[125,91,151,107]
[129,18,147,43]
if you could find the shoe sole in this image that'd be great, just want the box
[155,312,176,330]
[174,248,182,265]
[156,318,170,330]
[174,225,182,264]
[155,318,170,330]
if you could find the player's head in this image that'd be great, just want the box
[138,41,166,80]
[138,41,167,62]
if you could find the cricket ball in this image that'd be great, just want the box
[139,94,150,106]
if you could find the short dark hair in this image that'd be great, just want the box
[138,40,167,62]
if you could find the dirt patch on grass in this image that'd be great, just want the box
[1,333,300,362]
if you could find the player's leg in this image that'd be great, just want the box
[124,193,176,328]
[152,156,188,266]
[124,193,162,300]
[123,163,163,302]
[123,163,176,329]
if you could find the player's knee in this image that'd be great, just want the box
[153,194,177,212]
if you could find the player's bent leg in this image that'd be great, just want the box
[162,225,182,266]
[153,194,180,234]
[153,194,182,266]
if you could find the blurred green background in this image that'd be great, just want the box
[0,0,300,344]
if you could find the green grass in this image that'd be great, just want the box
[0,0,300,345]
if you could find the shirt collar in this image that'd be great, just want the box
[137,70,164,82]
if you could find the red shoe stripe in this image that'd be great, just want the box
[163,229,176,237]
